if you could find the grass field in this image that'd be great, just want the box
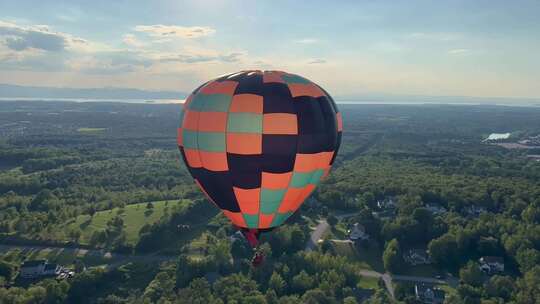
[332,241,358,259]
[332,240,385,272]
[358,275,379,289]
[355,241,385,272]
[61,200,188,245]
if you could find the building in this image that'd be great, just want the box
[377,197,396,210]
[415,283,445,304]
[20,260,47,279]
[229,230,245,243]
[348,223,369,241]
[425,204,447,216]
[479,256,504,274]
[42,263,62,277]
[20,260,64,279]
[404,249,431,265]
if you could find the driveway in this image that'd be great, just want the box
[305,212,361,251]
[305,220,329,251]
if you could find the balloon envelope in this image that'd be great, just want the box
[177,70,342,230]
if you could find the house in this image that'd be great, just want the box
[425,204,447,216]
[377,197,396,210]
[348,223,369,241]
[479,256,504,274]
[42,263,62,277]
[20,260,65,279]
[415,283,445,304]
[372,209,396,220]
[404,249,431,265]
[20,260,47,279]
[229,230,245,243]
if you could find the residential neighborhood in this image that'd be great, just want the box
[348,223,370,241]
[20,259,73,280]
[377,197,397,210]
[415,283,446,304]
[403,249,432,266]
[424,204,447,216]
[479,256,505,275]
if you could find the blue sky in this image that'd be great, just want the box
[1,0,539,98]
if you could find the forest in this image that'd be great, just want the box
[0,100,539,303]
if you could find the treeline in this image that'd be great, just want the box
[320,155,540,303]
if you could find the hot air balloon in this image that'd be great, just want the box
[177,70,342,265]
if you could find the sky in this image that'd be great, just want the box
[1,0,540,99]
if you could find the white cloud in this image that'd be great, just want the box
[157,51,244,64]
[122,34,144,48]
[308,59,326,64]
[294,38,319,44]
[134,24,216,39]
[406,32,462,42]
[0,20,87,52]
[448,48,470,55]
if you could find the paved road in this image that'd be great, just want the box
[304,213,458,299]
[0,244,174,269]
[358,270,457,299]
[304,212,362,251]
[392,274,447,285]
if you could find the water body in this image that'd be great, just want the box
[0,97,185,104]
[1,98,540,107]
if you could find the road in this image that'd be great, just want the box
[304,214,458,299]
[3,220,458,298]
[0,244,174,269]
[305,220,328,251]
[304,211,361,251]
[358,270,457,298]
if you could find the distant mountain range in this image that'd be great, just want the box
[0,84,187,100]
[1,83,539,106]
[336,93,540,106]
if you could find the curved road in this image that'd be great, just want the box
[0,244,173,269]
[304,214,457,299]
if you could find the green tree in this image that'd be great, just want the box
[344,297,358,304]
[428,234,459,269]
[177,278,222,304]
[143,271,175,303]
[484,275,515,301]
[301,289,332,304]
[0,260,15,281]
[515,266,540,304]
[208,239,232,272]
[327,214,338,227]
[268,272,286,296]
[459,261,483,287]
[364,289,394,304]
[516,248,540,273]
[291,270,315,294]
[265,290,279,304]
[383,239,401,273]
[213,273,264,303]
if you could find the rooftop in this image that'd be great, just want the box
[21,260,47,268]
[480,256,504,264]
[44,263,59,271]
